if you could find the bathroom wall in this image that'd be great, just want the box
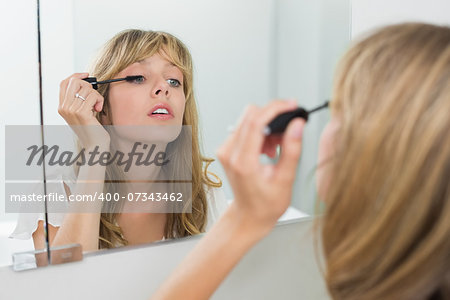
[352,0,450,38]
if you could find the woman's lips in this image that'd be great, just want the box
[148,103,174,120]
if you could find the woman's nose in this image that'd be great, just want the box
[152,80,169,98]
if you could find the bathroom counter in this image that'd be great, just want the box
[0,217,328,300]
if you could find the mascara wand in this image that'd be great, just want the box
[264,101,329,135]
[83,75,143,90]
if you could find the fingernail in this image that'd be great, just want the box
[290,119,305,139]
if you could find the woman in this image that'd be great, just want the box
[11,30,227,251]
[153,23,450,299]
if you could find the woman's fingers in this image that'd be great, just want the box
[232,100,297,166]
[64,77,91,105]
[78,92,103,116]
[218,99,300,199]
[58,73,109,149]
[217,101,305,228]
[59,73,89,105]
[60,75,90,114]
[58,73,104,128]
[93,92,104,112]
[262,135,282,158]
[67,85,91,113]
[275,118,305,184]
[216,105,258,170]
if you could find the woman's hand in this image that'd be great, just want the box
[217,100,305,236]
[52,73,109,252]
[152,100,305,300]
[58,73,109,147]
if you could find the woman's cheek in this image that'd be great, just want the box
[110,101,131,125]
[109,89,144,125]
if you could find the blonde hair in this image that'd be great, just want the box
[321,23,450,299]
[86,29,221,248]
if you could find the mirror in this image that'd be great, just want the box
[3,0,350,263]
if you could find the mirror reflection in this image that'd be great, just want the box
[36,28,228,252]
[4,0,350,262]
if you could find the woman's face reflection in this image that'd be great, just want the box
[106,53,186,127]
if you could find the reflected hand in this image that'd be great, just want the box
[58,73,109,147]
[217,100,305,235]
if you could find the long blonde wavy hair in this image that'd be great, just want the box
[321,23,450,299]
[85,29,221,248]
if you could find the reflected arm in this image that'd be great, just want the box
[32,221,58,251]
[46,144,109,252]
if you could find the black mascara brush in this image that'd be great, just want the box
[83,75,144,90]
[264,101,329,135]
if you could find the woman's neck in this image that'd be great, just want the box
[116,212,167,245]
[109,136,171,245]
[112,137,168,182]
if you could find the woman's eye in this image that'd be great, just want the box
[132,76,145,84]
[167,79,181,87]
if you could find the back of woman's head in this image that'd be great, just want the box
[322,23,450,300]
